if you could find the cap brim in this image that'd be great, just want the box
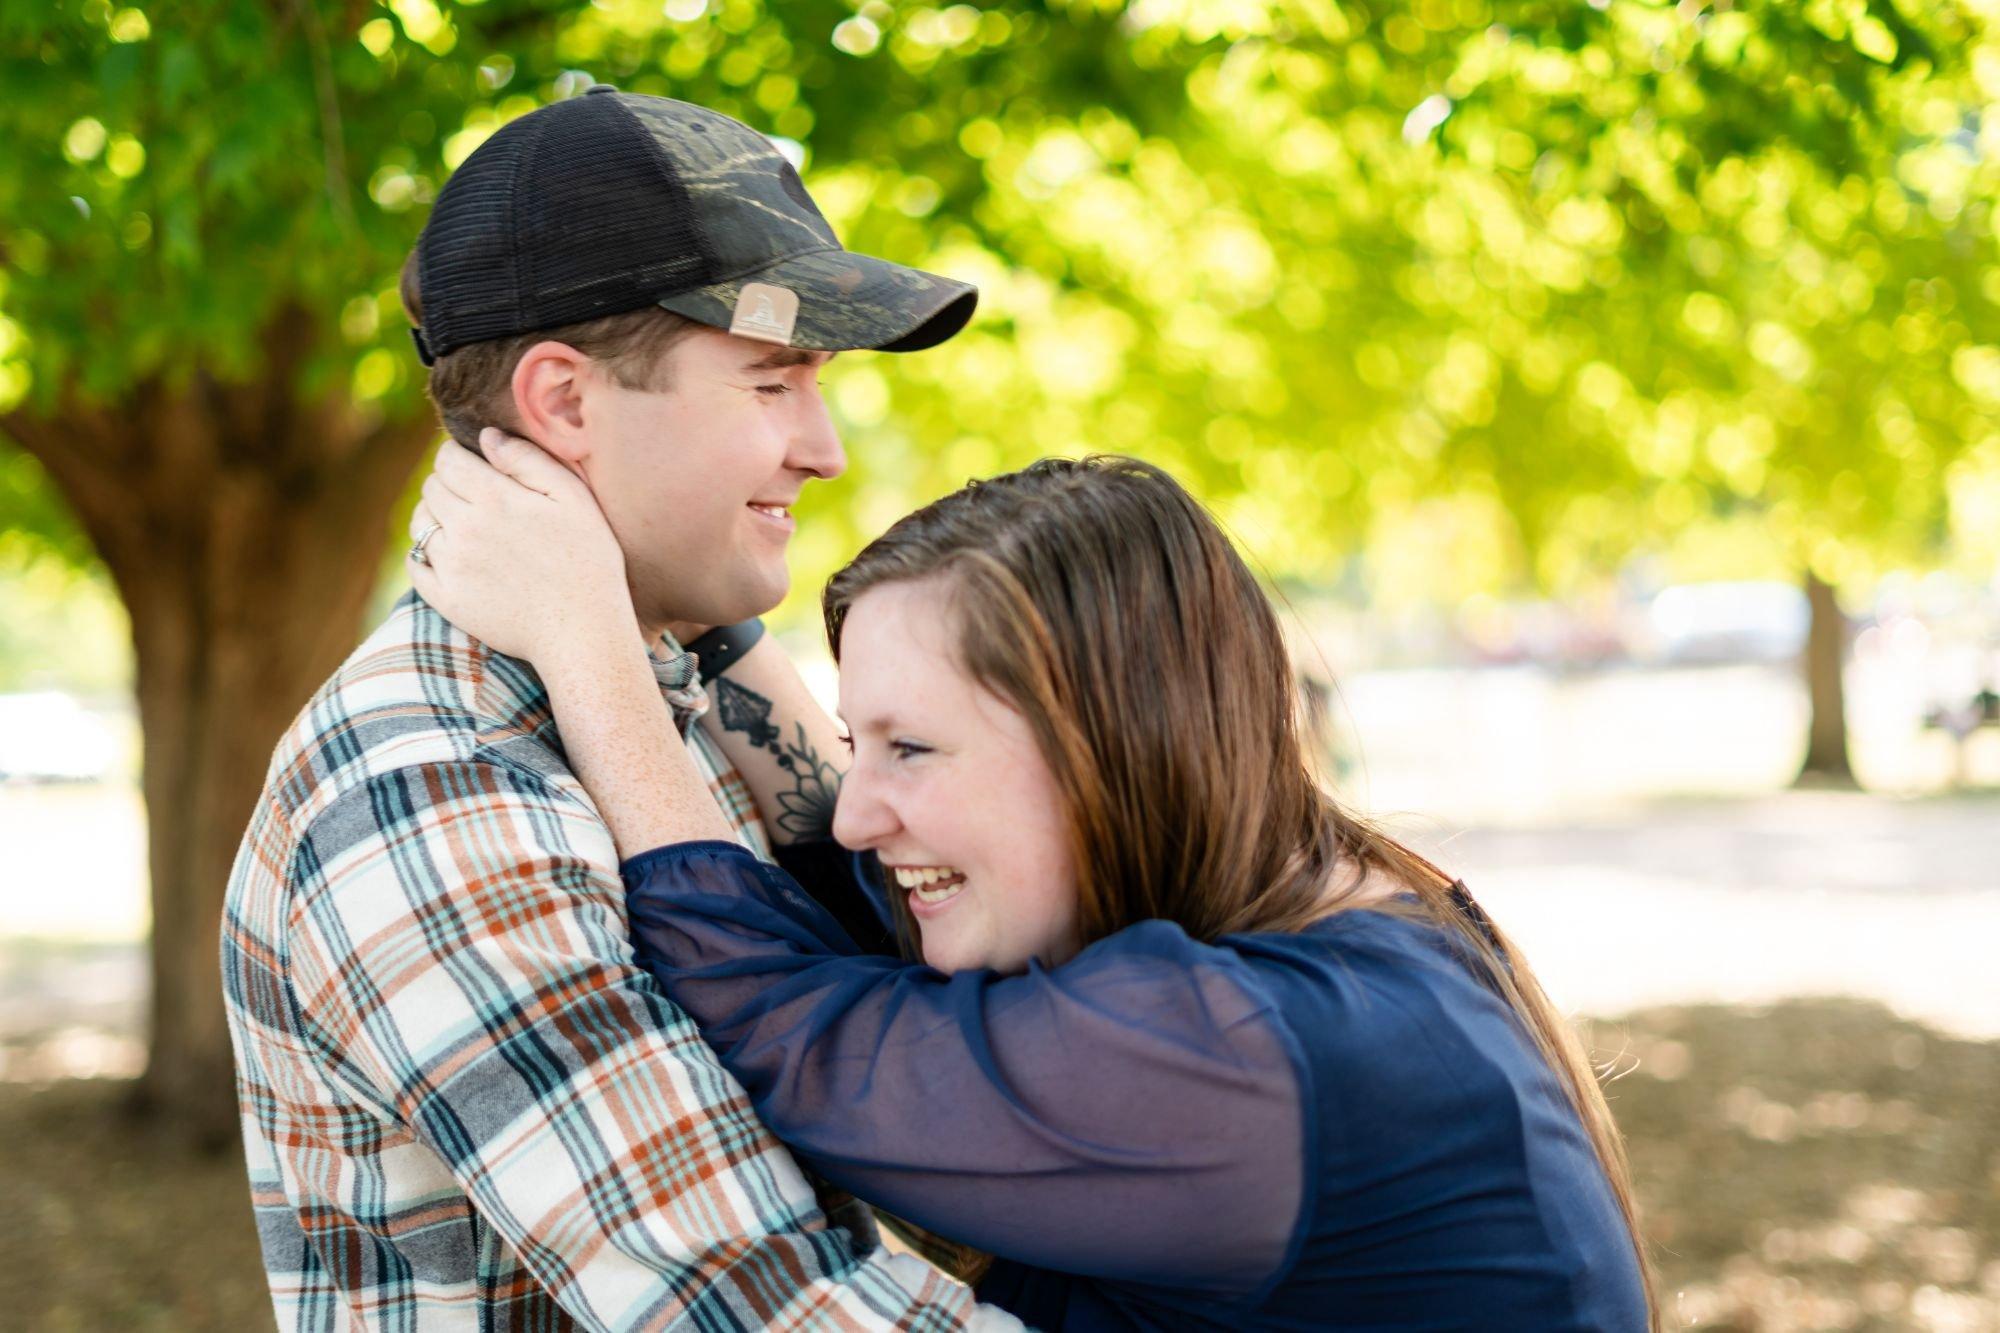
[655,248,977,353]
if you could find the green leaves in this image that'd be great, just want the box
[3,0,1995,606]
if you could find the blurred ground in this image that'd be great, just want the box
[1595,999,2000,1332]
[2,661,1996,1328]
[2,999,1993,1331]
[1411,792,2000,1043]
[0,1078,272,1331]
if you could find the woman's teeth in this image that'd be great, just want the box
[893,865,966,903]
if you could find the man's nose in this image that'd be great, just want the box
[789,389,846,481]
[831,766,895,850]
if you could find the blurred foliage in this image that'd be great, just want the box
[0,449,120,690]
[0,556,128,692]
[2,0,1998,630]
[0,445,91,565]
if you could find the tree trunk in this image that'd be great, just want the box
[1796,570,1857,787]
[5,315,436,1145]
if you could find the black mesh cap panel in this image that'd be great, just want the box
[416,114,532,356]
[515,94,716,330]
[416,93,718,359]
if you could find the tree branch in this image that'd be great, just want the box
[291,0,358,237]
[0,392,130,479]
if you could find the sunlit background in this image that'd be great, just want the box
[4,0,2000,1328]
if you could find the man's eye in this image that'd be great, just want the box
[755,383,792,397]
[837,732,854,751]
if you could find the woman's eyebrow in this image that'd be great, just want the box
[839,710,904,735]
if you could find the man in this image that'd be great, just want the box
[221,87,1015,1330]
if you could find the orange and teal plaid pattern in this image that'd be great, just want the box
[221,593,1001,1332]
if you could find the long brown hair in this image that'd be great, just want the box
[825,455,1659,1325]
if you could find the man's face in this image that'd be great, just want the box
[575,327,844,630]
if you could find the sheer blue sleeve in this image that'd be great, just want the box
[622,841,1311,1298]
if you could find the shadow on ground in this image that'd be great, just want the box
[0,1078,272,1330]
[0,997,1994,1331]
[1583,998,2000,1331]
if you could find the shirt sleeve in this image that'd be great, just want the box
[771,840,899,955]
[622,840,1312,1299]
[284,760,1019,1333]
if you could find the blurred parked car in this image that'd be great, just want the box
[1637,581,1810,666]
[1456,597,1631,671]
[0,692,121,782]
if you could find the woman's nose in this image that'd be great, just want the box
[831,766,896,849]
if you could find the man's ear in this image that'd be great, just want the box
[510,341,593,468]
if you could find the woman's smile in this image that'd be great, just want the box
[889,863,970,914]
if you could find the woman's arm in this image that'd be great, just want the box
[403,431,736,857]
[692,630,850,846]
[538,633,738,856]
[621,841,1313,1300]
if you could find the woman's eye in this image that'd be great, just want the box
[889,740,931,761]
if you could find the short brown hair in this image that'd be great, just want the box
[399,250,701,449]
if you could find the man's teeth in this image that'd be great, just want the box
[748,503,789,518]
[892,866,966,901]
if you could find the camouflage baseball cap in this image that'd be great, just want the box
[410,85,976,364]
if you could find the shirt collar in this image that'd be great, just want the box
[650,628,709,737]
[405,592,710,741]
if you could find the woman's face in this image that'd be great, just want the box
[832,578,1082,973]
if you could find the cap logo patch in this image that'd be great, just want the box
[730,282,799,346]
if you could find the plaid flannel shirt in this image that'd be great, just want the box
[222,593,1008,1332]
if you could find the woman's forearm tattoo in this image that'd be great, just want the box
[711,676,842,839]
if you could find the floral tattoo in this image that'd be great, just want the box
[712,676,842,839]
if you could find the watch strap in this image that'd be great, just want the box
[686,619,767,683]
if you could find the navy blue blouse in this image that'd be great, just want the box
[623,841,1648,1331]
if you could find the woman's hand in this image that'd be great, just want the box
[407,428,636,669]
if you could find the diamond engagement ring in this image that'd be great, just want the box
[409,522,443,566]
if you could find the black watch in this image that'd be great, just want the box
[685,619,767,683]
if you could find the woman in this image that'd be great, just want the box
[408,436,1656,1331]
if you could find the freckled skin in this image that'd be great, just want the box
[832,580,1082,974]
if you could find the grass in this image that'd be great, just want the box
[0,997,1994,1330]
